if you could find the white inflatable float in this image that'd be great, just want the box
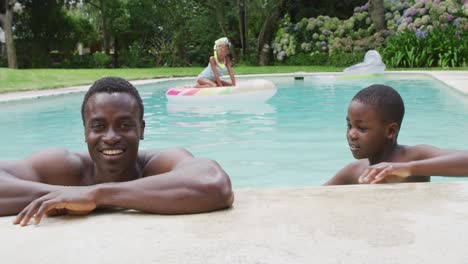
[340,50,386,79]
[166,79,277,104]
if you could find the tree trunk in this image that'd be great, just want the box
[99,0,110,55]
[1,0,17,68]
[195,0,239,63]
[257,1,286,66]
[237,0,247,60]
[112,37,119,68]
[369,0,386,31]
[214,8,238,62]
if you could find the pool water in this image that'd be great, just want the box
[1,74,468,188]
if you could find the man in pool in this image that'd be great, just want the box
[0,77,234,226]
[325,84,468,185]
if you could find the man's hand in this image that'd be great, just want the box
[13,186,97,226]
[358,162,411,184]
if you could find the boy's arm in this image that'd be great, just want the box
[360,145,468,184]
[15,148,234,226]
[226,57,236,86]
[324,161,364,185]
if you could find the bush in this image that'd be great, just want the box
[272,0,467,67]
[62,54,93,68]
[121,41,142,68]
[92,52,111,68]
[283,52,323,65]
[328,50,365,67]
[0,56,7,67]
[309,52,330,65]
[382,25,467,67]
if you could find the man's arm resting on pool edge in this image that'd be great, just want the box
[0,170,60,217]
[0,148,91,217]
[12,151,234,226]
[1,148,233,224]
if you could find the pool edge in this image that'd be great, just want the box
[0,70,467,102]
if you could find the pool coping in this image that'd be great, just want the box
[0,70,467,102]
[2,181,468,263]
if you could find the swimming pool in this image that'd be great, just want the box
[1,73,467,187]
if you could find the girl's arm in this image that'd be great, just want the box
[209,57,223,87]
[225,57,236,86]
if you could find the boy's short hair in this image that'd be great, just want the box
[352,84,405,126]
[81,77,144,124]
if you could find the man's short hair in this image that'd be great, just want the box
[352,84,405,126]
[81,77,144,123]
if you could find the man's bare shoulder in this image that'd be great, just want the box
[139,148,194,177]
[27,147,90,184]
[0,147,89,184]
[325,159,368,185]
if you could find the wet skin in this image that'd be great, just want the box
[325,100,468,185]
[195,43,236,88]
[0,92,233,226]
[346,100,394,164]
[84,92,145,183]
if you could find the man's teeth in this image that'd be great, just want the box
[102,149,124,155]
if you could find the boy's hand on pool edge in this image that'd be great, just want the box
[13,186,97,226]
[358,162,411,184]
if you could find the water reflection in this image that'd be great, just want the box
[166,102,276,115]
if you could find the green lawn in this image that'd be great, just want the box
[0,66,467,93]
[0,66,340,93]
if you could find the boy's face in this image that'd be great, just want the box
[346,100,389,160]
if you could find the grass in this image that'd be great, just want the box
[0,66,341,93]
[0,66,467,93]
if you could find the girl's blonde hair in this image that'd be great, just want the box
[213,37,231,50]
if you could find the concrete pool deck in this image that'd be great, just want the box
[1,71,468,263]
[1,181,468,263]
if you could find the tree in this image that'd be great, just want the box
[12,0,93,68]
[81,0,128,67]
[83,0,111,55]
[238,0,247,60]
[191,0,239,61]
[192,0,231,39]
[369,0,386,31]
[256,0,288,65]
[0,0,18,68]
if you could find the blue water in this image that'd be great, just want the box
[1,74,468,187]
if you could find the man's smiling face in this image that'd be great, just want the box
[84,92,145,176]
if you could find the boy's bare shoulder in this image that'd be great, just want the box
[324,159,368,185]
[400,144,453,161]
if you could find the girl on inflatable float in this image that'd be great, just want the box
[194,37,236,88]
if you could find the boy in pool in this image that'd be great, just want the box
[325,84,468,185]
[194,37,236,88]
